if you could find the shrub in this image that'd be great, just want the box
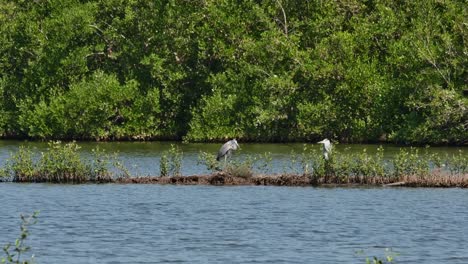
[159,144,183,177]
[225,163,253,178]
[2,141,118,183]
[1,146,36,182]
[197,151,221,173]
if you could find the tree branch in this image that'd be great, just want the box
[276,0,288,36]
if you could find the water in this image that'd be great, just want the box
[1,141,467,263]
[1,184,467,263]
[0,140,465,176]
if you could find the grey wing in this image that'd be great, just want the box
[217,142,231,161]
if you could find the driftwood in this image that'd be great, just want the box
[383,181,407,187]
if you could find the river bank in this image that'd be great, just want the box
[1,141,466,187]
[115,172,468,188]
[3,172,468,188]
[52,172,468,188]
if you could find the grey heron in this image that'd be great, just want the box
[318,139,332,160]
[216,139,240,166]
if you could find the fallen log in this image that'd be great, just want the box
[383,181,407,187]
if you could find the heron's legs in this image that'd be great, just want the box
[224,155,227,168]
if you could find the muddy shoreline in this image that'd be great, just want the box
[115,172,468,188]
[3,172,468,188]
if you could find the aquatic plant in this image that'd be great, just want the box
[224,162,253,178]
[0,146,36,182]
[36,141,89,183]
[1,141,117,183]
[89,148,124,181]
[159,154,169,177]
[446,150,467,175]
[393,148,428,177]
[1,141,467,187]
[197,151,220,173]
[303,144,467,186]
[280,148,307,175]
[1,211,39,264]
[159,144,183,177]
[356,248,398,264]
[254,152,273,174]
[198,151,273,178]
[227,156,260,178]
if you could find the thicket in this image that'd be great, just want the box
[0,0,466,144]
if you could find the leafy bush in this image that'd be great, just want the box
[197,151,221,173]
[225,162,253,179]
[1,141,119,183]
[159,144,183,177]
[0,146,36,182]
[446,150,467,175]
[36,141,89,183]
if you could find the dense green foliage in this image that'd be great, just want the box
[0,0,466,144]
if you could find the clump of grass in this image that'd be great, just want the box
[225,162,253,178]
[159,144,183,177]
[222,155,258,178]
[198,151,272,177]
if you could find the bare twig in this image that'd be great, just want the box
[276,0,288,36]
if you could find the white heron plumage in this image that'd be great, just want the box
[318,139,332,160]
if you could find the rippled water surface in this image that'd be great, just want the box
[1,141,467,263]
[1,184,467,263]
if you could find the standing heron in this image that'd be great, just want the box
[217,139,240,166]
[318,139,332,160]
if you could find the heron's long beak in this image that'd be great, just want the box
[317,140,325,144]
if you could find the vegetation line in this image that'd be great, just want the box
[0,142,466,187]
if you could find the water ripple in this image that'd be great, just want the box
[1,184,467,263]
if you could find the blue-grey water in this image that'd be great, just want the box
[1,184,467,263]
[1,141,467,263]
